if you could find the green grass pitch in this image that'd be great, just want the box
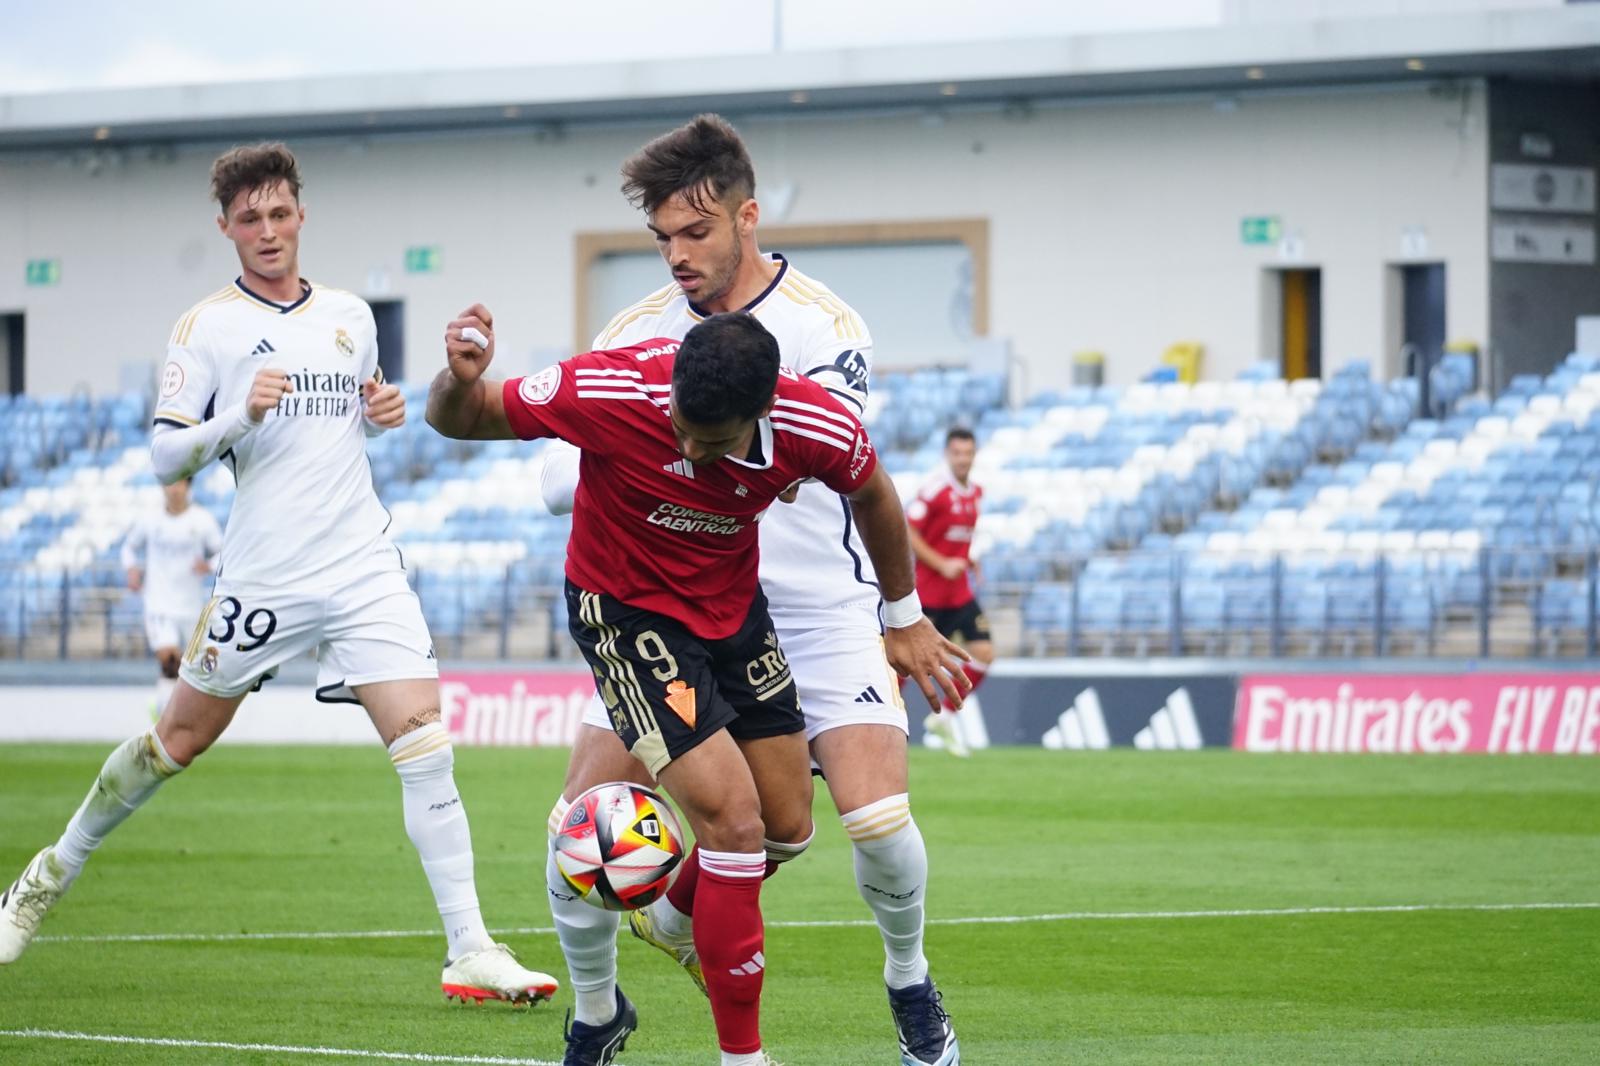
[0,744,1596,1064]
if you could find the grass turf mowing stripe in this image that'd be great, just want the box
[31,900,1600,944]
[0,1029,573,1065]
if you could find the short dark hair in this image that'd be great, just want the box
[621,114,755,217]
[946,427,977,447]
[672,314,780,424]
[210,142,302,216]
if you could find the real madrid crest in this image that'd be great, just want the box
[334,328,355,357]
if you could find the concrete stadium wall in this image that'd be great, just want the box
[0,82,1487,396]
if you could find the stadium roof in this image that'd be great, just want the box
[2,6,1598,151]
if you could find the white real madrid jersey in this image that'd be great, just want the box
[121,505,222,618]
[593,253,880,626]
[152,279,391,589]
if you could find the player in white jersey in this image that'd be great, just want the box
[525,115,961,1066]
[120,477,222,716]
[0,143,558,1008]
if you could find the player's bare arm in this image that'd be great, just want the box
[426,303,517,441]
[846,465,972,710]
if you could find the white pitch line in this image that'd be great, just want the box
[0,1029,567,1065]
[33,900,1600,945]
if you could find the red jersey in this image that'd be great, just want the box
[502,339,879,640]
[906,468,983,610]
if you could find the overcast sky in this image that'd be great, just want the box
[0,1,1226,94]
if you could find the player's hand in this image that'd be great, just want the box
[937,557,967,581]
[363,378,405,429]
[884,617,972,712]
[778,479,804,504]
[125,567,143,593]
[246,368,293,423]
[191,557,211,576]
[445,304,495,384]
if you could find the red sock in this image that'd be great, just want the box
[667,844,701,915]
[694,850,767,1055]
[667,845,782,917]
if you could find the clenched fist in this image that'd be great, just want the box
[247,368,293,423]
[363,378,405,429]
[444,304,496,385]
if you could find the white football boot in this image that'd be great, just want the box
[441,942,559,1004]
[0,847,69,964]
[923,712,970,758]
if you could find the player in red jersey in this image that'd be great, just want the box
[907,428,992,758]
[427,310,968,1066]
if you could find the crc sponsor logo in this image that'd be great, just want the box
[519,365,561,406]
[646,502,743,535]
[1235,674,1600,754]
[746,640,792,700]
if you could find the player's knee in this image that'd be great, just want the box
[388,720,454,781]
[697,808,766,854]
[970,641,995,666]
[764,823,814,868]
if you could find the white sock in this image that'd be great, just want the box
[389,723,492,961]
[646,892,693,941]
[722,1052,768,1066]
[548,796,621,1026]
[841,793,930,989]
[154,676,176,715]
[54,731,185,884]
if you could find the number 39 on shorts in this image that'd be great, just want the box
[188,595,279,656]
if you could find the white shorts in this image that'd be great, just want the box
[144,611,198,652]
[179,542,437,702]
[578,603,904,740]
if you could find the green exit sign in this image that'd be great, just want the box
[404,246,442,274]
[25,259,61,286]
[1240,217,1282,245]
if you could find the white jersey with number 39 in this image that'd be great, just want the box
[153,279,391,589]
[592,253,879,626]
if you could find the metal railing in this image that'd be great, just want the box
[3,547,1597,662]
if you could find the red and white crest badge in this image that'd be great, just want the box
[519,365,561,406]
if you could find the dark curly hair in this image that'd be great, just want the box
[621,114,755,218]
[210,142,302,217]
[672,314,780,425]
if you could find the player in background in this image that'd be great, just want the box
[0,143,559,1008]
[120,477,222,718]
[536,115,963,1066]
[907,428,992,759]
[429,310,967,1066]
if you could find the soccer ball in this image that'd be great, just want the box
[554,782,687,911]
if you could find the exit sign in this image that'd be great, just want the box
[404,246,442,274]
[25,259,60,286]
[1240,217,1282,245]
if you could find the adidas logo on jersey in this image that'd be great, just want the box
[662,458,695,479]
[853,686,885,704]
[250,338,276,357]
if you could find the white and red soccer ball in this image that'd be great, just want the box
[554,782,687,911]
